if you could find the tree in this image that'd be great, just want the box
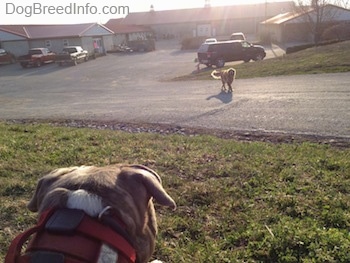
[294,0,348,44]
[322,23,350,40]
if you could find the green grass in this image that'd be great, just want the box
[173,40,350,81]
[1,122,349,262]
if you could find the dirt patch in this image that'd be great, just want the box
[6,119,350,148]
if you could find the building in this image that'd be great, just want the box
[0,23,114,57]
[260,4,350,44]
[119,1,295,40]
[104,18,154,49]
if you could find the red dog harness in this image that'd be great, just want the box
[5,208,137,263]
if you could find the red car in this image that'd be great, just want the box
[0,49,16,65]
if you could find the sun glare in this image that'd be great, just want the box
[145,0,273,12]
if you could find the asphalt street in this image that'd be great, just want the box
[0,40,349,139]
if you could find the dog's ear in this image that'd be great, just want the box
[128,165,176,210]
[27,176,66,212]
[27,179,41,212]
[27,167,75,212]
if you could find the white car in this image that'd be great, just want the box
[230,32,246,41]
[204,38,217,43]
[56,46,89,66]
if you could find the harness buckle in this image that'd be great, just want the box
[45,208,85,234]
[98,206,112,220]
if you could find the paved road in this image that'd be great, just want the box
[0,41,349,139]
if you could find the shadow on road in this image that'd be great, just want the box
[170,49,197,56]
[206,90,233,104]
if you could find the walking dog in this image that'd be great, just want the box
[211,68,236,93]
[5,164,176,263]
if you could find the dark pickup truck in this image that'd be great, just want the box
[18,48,56,68]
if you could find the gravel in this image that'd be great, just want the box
[6,119,350,148]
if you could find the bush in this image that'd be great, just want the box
[286,43,315,54]
[322,23,350,41]
[181,36,206,50]
[286,40,342,54]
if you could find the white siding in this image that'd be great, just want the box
[0,30,26,41]
[83,24,113,36]
[29,38,83,53]
[1,41,29,56]
[102,35,114,52]
[81,37,94,53]
[197,24,212,37]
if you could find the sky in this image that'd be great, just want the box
[0,0,295,25]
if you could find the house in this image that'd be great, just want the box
[0,23,114,57]
[260,4,350,44]
[104,18,154,48]
[119,1,295,40]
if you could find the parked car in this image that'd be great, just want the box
[113,44,133,53]
[0,49,16,65]
[197,40,266,68]
[127,39,155,52]
[204,38,217,43]
[17,48,56,68]
[55,46,89,66]
[230,32,246,41]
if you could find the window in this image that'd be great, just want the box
[45,40,51,48]
[63,39,69,46]
[241,41,250,48]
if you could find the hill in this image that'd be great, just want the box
[174,40,350,81]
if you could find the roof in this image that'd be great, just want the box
[262,4,350,25]
[0,25,28,38]
[104,19,153,34]
[0,23,113,39]
[261,12,302,25]
[121,1,295,25]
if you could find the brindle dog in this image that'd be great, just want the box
[211,68,236,93]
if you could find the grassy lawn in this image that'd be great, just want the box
[1,122,349,262]
[173,40,350,81]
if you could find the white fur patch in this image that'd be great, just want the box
[66,190,119,262]
[98,244,118,263]
[67,189,103,217]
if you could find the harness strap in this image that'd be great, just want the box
[5,208,137,263]
[27,231,102,262]
[99,215,134,247]
[5,209,54,263]
[76,212,136,261]
[16,252,83,263]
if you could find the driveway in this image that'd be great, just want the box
[0,40,349,140]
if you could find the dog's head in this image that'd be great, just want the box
[228,68,236,77]
[27,164,176,263]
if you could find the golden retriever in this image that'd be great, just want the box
[7,164,176,263]
[211,68,236,93]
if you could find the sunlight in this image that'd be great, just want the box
[211,0,270,6]
[142,0,275,12]
[0,0,290,25]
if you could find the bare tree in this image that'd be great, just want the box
[339,0,349,8]
[294,0,346,44]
